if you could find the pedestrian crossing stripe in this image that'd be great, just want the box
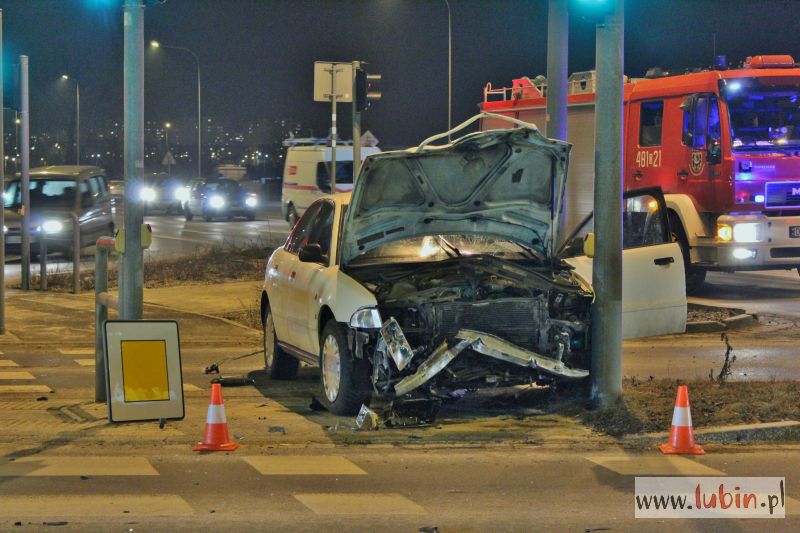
[585,454,725,476]
[0,456,159,477]
[293,493,426,515]
[0,495,192,517]
[58,349,93,355]
[183,383,202,392]
[0,371,35,380]
[0,385,52,393]
[74,359,95,366]
[244,456,367,476]
[0,360,19,367]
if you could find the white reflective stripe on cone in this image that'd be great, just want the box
[671,406,692,427]
[206,404,227,424]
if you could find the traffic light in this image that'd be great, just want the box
[355,68,381,112]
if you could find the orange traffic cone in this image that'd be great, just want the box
[193,383,239,452]
[659,385,704,455]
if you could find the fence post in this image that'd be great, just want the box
[95,243,108,403]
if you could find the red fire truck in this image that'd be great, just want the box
[480,55,800,290]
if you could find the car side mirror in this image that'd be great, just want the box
[583,232,595,258]
[298,243,325,263]
[707,142,722,165]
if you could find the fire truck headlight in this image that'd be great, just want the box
[733,222,760,243]
[717,223,733,242]
[733,248,757,260]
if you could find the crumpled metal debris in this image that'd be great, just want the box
[394,339,472,396]
[355,404,380,430]
[380,317,416,371]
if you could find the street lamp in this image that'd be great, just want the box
[61,75,80,165]
[164,121,172,175]
[150,40,202,178]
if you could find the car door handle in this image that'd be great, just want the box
[654,256,675,266]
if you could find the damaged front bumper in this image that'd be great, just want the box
[393,329,589,396]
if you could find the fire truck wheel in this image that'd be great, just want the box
[669,212,706,293]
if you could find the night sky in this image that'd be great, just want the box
[1,0,799,148]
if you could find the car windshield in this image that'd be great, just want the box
[726,82,800,150]
[4,178,81,209]
[204,180,239,192]
[347,235,537,266]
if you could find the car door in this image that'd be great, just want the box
[284,199,336,354]
[563,188,687,339]
[270,201,323,345]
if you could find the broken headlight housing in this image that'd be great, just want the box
[349,306,382,329]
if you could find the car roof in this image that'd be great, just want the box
[29,165,104,179]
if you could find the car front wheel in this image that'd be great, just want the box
[319,319,371,416]
[263,304,299,380]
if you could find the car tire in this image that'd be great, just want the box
[669,212,706,293]
[319,319,371,416]
[184,206,194,221]
[287,205,299,227]
[263,303,299,380]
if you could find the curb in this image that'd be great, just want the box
[685,303,758,333]
[621,420,800,445]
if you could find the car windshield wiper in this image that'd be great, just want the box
[437,236,462,257]
[512,242,542,261]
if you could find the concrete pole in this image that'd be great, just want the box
[352,61,361,182]
[0,9,5,333]
[75,81,80,164]
[120,0,144,320]
[20,55,30,291]
[590,0,624,406]
[444,0,452,135]
[546,0,568,141]
[330,66,337,194]
[196,62,201,178]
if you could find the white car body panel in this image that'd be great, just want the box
[565,241,687,339]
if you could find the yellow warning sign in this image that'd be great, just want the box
[121,340,169,402]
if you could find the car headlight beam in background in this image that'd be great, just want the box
[139,187,157,202]
[245,195,258,207]
[42,220,64,234]
[209,195,225,208]
[174,187,189,202]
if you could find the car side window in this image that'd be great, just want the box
[306,201,335,260]
[88,177,101,196]
[286,202,322,254]
[623,193,668,249]
[639,100,664,147]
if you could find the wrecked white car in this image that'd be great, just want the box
[261,114,686,416]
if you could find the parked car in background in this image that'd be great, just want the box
[260,117,687,416]
[3,166,114,257]
[139,174,187,215]
[183,177,257,221]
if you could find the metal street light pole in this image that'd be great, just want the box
[164,122,171,175]
[0,8,5,333]
[120,0,145,320]
[61,75,80,164]
[591,0,625,406]
[150,41,202,178]
[444,0,452,136]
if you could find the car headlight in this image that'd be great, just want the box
[174,187,189,202]
[733,222,761,243]
[42,220,64,234]
[717,223,732,242]
[209,195,225,208]
[349,307,383,329]
[245,196,258,207]
[139,187,156,202]
[2,225,7,234]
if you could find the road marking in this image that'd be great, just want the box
[0,456,159,477]
[0,385,52,393]
[244,456,367,476]
[0,371,35,380]
[585,454,725,476]
[183,383,202,392]
[0,360,19,367]
[293,493,426,515]
[0,495,192,517]
[58,348,94,355]
[74,359,95,366]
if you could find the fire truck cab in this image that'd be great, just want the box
[481,55,800,290]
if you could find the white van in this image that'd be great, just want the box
[281,144,380,225]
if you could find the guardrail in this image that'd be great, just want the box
[94,236,117,403]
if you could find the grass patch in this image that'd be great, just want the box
[581,378,800,437]
[29,242,272,292]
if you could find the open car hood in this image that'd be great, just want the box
[340,114,571,266]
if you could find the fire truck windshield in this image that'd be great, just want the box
[727,83,800,151]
